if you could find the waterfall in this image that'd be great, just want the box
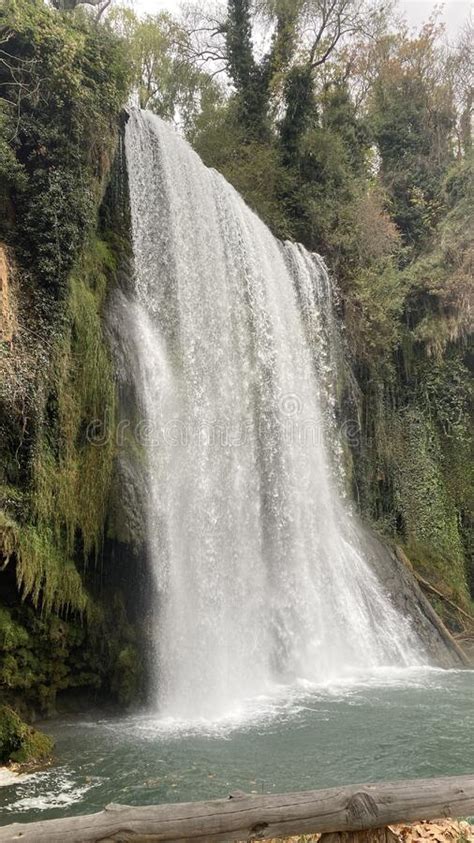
[122,108,422,721]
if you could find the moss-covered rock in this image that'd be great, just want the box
[0,2,150,722]
[0,591,145,718]
[0,100,149,716]
[0,706,53,766]
[111,645,143,708]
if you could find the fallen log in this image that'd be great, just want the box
[415,573,474,625]
[0,775,473,842]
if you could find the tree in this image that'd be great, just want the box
[368,21,456,249]
[224,0,266,137]
[0,0,129,289]
[229,0,386,140]
[447,16,473,157]
[110,8,221,132]
[224,0,296,139]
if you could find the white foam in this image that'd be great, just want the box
[4,768,101,813]
[90,666,466,739]
[0,768,34,788]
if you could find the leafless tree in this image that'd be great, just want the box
[180,1,228,76]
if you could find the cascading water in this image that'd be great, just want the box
[122,108,423,721]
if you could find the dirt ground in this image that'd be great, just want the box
[254,818,474,843]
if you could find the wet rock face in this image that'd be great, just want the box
[360,526,469,668]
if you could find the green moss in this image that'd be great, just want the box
[0,595,143,716]
[1,512,89,616]
[0,607,29,651]
[1,0,130,290]
[0,485,25,506]
[9,727,53,765]
[0,3,144,718]
[351,318,472,603]
[0,510,17,567]
[0,706,53,765]
[2,234,118,619]
[393,408,464,572]
[0,243,119,623]
[403,542,467,606]
[111,645,143,707]
[0,148,145,716]
[1,244,118,618]
[32,236,117,565]
[17,525,89,615]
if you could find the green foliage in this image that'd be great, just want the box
[226,0,270,138]
[110,7,222,134]
[0,705,53,765]
[226,0,254,94]
[345,260,406,359]
[351,347,472,605]
[111,645,143,707]
[392,408,466,593]
[17,525,89,615]
[404,156,474,355]
[31,237,117,562]
[279,65,315,162]
[0,0,143,716]
[0,606,29,651]
[0,595,143,717]
[192,102,292,238]
[0,234,117,616]
[0,113,27,199]
[369,25,456,250]
[0,0,130,292]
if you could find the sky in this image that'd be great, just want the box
[133,0,471,38]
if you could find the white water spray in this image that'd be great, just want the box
[123,109,422,720]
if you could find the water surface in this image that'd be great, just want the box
[1,667,473,826]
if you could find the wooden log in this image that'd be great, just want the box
[415,572,474,625]
[394,547,472,667]
[0,775,472,843]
